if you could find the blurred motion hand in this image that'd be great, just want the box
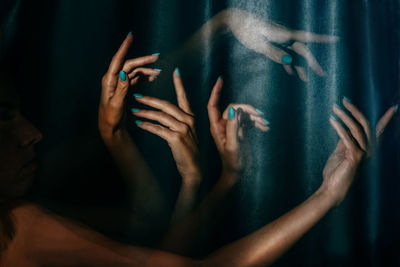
[99,33,161,141]
[222,8,338,81]
[322,98,397,206]
[207,77,269,179]
[132,69,201,186]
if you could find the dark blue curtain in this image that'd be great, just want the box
[1,0,399,266]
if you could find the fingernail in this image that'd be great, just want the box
[119,71,126,81]
[281,55,293,64]
[330,115,339,121]
[334,103,341,109]
[256,108,264,115]
[126,31,132,38]
[153,68,162,72]
[343,96,351,103]
[133,93,143,98]
[395,104,399,113]
[175,67,181,77]
[266,126,270,131]
[263,118,270,124]
[228,107,235,119]
[217,75,222,81]
[151,53,160,56]
[135,120,143,125]
[131,108,140,112]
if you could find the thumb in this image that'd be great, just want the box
[225,107,239,152]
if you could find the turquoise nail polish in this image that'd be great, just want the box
[228,107,235,119]
[343,96,351,103]
[126,31,132,38]
[263,118,270,124]
[175,67,181,77]
[281,55,293,64]
[395,104,399,113]
[151,53,160,56]
[135,120,143,124]
[334,103,341,109]
[153,68,162,72]
[131,108,140,112]
[330,115,338,121]
[217,75,222,81]
[119,71,126,81]
[256,108,264,115]
[133,93,143,98]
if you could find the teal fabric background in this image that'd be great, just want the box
[1,0,399,266]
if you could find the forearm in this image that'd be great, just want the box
[202,186,336,267]
[102,130,169,228]
[160,171,238,255]
[171,180,201,225]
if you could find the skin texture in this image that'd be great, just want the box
[0,35,396,266]
[184,7,338,82]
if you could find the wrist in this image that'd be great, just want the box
[181,172,202,188]
[314,184,340,208]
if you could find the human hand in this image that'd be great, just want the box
[132,68,201,186]
[321,98,397,206]
[222,8,338,81]
[98,33,162,141]
[207,77,269,178]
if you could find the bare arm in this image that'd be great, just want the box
[98,34,169,234]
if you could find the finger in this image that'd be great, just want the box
[127,67,161,80]
[112,71,130,105]
[207,76,223,126]
[291,31,339,43]
[376,105,398,138]
[283,64,294,75]
[173,68,194,115]
[342,97,372,145]
[261,42,293,65]
[333,104,368,152]
[107,32,133,75]
[135,120,176,143]
[132,109,190,134]
[294,66,307,82]
[134,95,193,126]
[290,42,325,76]
[222,104,264,119]
[226,107,239,152]
[122,54,160,74]
[329,116,357,151]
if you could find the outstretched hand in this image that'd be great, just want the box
[133,69,201,186]
[223,8,338,81]
[207,77,269,179]
[322,98,397,206]
[98,33,161,141]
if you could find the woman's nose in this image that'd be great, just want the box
[19,116,43,147]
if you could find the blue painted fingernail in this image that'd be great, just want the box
[281,55,293,64]
[135,120,143,124]
[228,107,235,119]
[334,103,341,109]
[153,68,162,72]
[151,53,160,56]
[217,75,222,81]
[175,67,181,77]
[343,96,351,103]
[263,118,270,124]
[131,108,140,112]
[256,108,264,115]
[330,115,338,121]
[126,31,132,38]
[133,93,143,98]
[395,104,399,113]
[119,71,126,81]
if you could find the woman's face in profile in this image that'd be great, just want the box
[0,83,42,199]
